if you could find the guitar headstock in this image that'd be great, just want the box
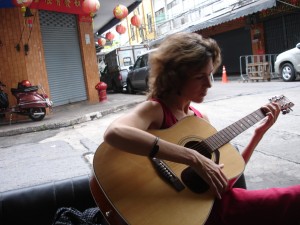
[269,95,294,115]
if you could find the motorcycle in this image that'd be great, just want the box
[0,80,53,122]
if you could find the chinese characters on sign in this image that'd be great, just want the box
[30,0,86,14]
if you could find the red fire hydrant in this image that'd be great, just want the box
[95,82,107,102]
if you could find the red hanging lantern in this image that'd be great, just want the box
[116,24,126,35]
[97,38,106,46]
[105,32,115,41]
[113,4,128,20]
[12,0,33,7]
[131,15,141,27]
[82,0,100,14]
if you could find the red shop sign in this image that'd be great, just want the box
[29,0,91,15]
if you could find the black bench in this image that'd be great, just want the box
[0,175,106,225]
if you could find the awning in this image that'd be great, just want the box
[0,0,142,37]
[94,0,142,36]
[187,0,277,33]
[150,0,277,47]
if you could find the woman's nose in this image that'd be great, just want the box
[206,74,213,88]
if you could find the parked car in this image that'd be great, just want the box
[101,45,149,92]
[274,43,300,82]
[126,49,156,94]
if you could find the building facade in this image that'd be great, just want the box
[0,5,99,114]
[151,0,300,76]
[97,0,156,50]
[127,0,156,45]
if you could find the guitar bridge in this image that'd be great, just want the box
[150,158,185,192]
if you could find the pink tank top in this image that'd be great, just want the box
[151,98,203,129]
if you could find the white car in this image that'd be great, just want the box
[274,43,300,82]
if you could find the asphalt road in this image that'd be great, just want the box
[1,79,300,192]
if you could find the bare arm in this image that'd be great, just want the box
[242,102,281,164]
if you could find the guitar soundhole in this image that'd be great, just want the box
[181,141,212,194]
[184,141,212,159]
[181,167,209,193]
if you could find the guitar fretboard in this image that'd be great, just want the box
[204,108,265,152]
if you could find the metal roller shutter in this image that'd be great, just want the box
[40,10,87,106]
[264,12,300,54]
[212,28,252,75]
[284,13,300,49]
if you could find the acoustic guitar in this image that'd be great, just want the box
[90,95,294,225]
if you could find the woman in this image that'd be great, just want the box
[103,32,300,225]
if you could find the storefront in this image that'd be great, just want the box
[0,1,100,110]
[39,10,87,106]
[0,0,142,109]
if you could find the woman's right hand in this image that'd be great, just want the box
[190,152,228,199]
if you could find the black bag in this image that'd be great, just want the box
[52,207,104,225]
[0,92,9,108]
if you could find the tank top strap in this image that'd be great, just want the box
[189,105,203,118]
[150,99,203,129]
[150,98,177,129]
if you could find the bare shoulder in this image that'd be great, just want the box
[134,100,163,114]
[116,100,164,130]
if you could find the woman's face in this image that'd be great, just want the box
[180,58,213,103]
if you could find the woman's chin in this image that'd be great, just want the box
[194,97,205,103]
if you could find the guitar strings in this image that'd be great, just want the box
[183,96,291,158]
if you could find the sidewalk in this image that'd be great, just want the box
[0,92,146,137]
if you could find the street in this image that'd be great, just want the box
[1,79,300,192]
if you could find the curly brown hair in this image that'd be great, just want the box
[147,32,221,100]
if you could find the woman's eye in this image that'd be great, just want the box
[196,76,206,80]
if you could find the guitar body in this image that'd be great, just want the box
[91,116,245,225]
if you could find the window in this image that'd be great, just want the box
[155,8,164,17]
[130,25,135,41]
[123,57,132,66]
[134,57,143,69]
[167,0,178,10]
[147,13,152,33]
[134,54,148,69]
[143,55,149,66]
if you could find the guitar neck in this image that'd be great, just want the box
[204,108,265,152]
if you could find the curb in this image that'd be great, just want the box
[0,100,143,137]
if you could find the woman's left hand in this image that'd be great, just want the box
[256,102,281,134]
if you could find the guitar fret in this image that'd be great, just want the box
[240,120,252,129]
[230,125,240,135]
[207,109,266,151]
[206,135,220,151]
[208,137,219,151]
[254,109,265,120]
[225,127,237,139]
[250,114,261,124]
[210,130,230,149]
[214,135,225,149]
[242,115,254,127]
[232,122,244,133]
[210,133,223,146]
[241,117,253,127]
[220,129,232,142]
